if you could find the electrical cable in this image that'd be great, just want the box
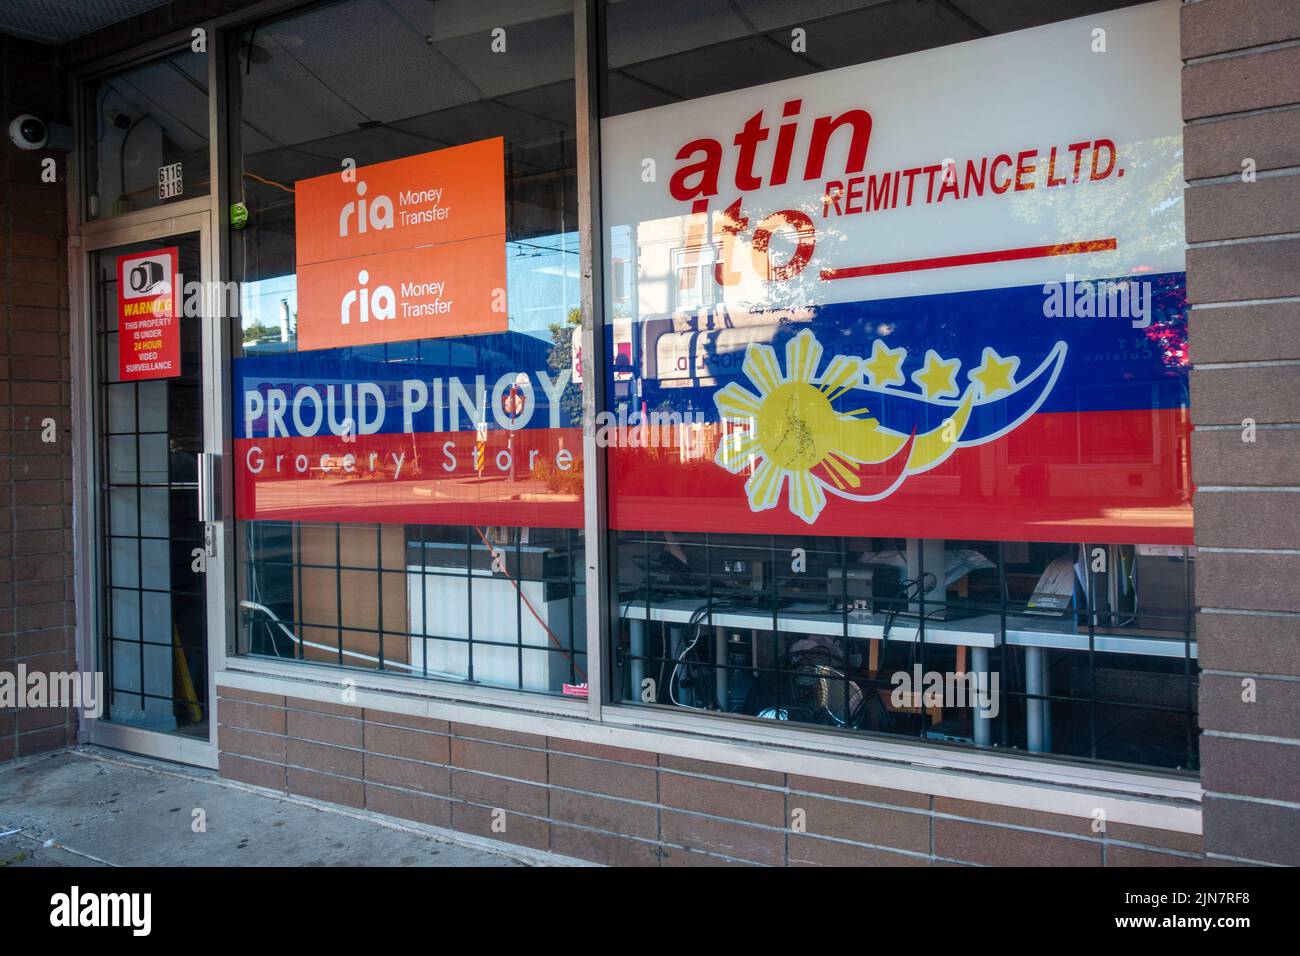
[239,599,462,679]
[94,84,111,143]
[668,598,738,709]
[668,604,709,708]
[243,170,295,194]
[472,526,586,680]
[245,23,258,76]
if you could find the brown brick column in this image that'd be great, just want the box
[0,34,76,760]
[1182,0,1300,866]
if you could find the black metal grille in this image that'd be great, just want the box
[240,522,587,697]
[612,531,1199,772]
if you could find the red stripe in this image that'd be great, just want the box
[231,406,1192,545]
[820,238,1118,280]
[607,407,1193,545]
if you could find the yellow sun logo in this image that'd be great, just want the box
[716,331,905,523]
[713,329,1029,524]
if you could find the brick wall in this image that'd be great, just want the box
[1182,0,1300,867]
[0,34,76,761]
[216,687,1204,866]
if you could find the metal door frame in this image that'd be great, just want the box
[71,207,226,768]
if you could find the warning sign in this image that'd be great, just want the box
[117,247,180,381]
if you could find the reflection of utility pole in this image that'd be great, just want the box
[278,298,290,343]
[509,386,517,483]
[505,373,528,483]
[629,222,640,386]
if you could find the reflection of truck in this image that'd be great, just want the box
[648,312,800,388]
[613,304,801,413]
[609,210,801,401]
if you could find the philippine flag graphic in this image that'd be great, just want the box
[605,272,1192,545]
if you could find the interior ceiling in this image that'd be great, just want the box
[0,0,1149,52]
[0,0,172,44]
[603,0,1149,113]
[238,0,577,186]
[99,54,210,152]
[42,0,1148,198]
[234,0,1147,173]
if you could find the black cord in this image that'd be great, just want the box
[669,597,740,710]
[246,23,258,75]
[118,114,164,201]
[881,574,937,643]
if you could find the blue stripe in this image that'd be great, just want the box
[624,271,1188,419]
[233,331,577,438]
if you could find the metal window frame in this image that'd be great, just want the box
[68,23,232,768]
[58,0,1203,816]
[576,0,611,723]
[76,209,220,768]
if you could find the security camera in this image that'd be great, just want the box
[7,114,72,151]
[9,113,47,150]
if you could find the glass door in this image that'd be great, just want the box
[81,212,221,766]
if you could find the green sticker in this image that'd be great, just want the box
[230,202,248,229]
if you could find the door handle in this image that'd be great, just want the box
[198,452,221,523]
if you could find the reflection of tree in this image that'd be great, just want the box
[1008,135,1185,272]
[242,321,280,345]
[546,306,584,425]
[727,194,854,317]
[1008,135,1188,370]
[534,455,583,495]
[716,137,1189,354]
[1143,273,1190,370]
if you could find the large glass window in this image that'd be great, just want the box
[84,47,210,219]
[599,0,1197,771]
[614,533,1196,769]
[222,0,1198,772]
[230,0,585,696]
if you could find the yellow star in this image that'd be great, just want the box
[968,347,1020,399]
[911,350,961,398]
[863,339,907,388]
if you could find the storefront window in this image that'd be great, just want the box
[600,0,1197,770]
[230,0,585,696]
[84,47,210,219]
[614,533,1195,768]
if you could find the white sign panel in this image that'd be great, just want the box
[601,0,1184,316]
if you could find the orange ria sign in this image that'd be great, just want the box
[294,137,507,351]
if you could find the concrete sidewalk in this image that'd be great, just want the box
[0,748,564,867]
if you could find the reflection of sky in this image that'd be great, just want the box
[608,225,633,307]
[508,231,580,335]
[241,231,579,352]
[241,274,297,337]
